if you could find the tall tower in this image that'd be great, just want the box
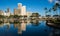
[21,6,26,15]
[18,3,22,9]
[17,3,22,15]
[14,8,17,15]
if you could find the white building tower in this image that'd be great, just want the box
[21,6,26,16]
[18,3,22,9]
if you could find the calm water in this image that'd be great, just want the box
[0,21,60,36]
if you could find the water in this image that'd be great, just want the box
[0,21,60,36]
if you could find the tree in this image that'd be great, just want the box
[9,15,14,18]
[30,13,40,17]
[14,15,19,18]
[49,8,51,15]
[44,7,52,18]
[52,3,60,15]
[44,8,48,17]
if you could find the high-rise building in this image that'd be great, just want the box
[14,8,21,15]
[14,3,26,16]
[14,3,22,15]
[18,3,22,9]
[14,8,17,15]
[21,6,26,16]
[17,9,21,15]
[17,3,22,15]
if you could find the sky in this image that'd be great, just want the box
[0,0,60,16]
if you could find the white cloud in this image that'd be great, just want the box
[55,0,59,3]
[48,0,53,3]
[48,0,60,4]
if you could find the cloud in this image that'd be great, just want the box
[55,0,60,3]
[55,1,59,3]
[48,0,53,3]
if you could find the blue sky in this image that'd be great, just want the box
[0,0,60,16]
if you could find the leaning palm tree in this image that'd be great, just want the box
[59,6,60,15]
[52,3,60,15]
[52,5,57,15]
[56,3,60,15]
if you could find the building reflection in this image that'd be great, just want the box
[49,28,60,36]
[4,23,10,30]
[0,20,60,36]
[0,23,4,27]
[14,20,27,34]
[14,23,19,28]
[17,23,22,34]
[0,19,40,34]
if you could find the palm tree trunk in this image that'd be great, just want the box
[55,11,58,15]
[59,8,60,15]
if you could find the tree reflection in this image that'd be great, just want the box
[49,28,60,36]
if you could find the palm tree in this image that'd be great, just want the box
[46,8,52,18]
[59,6,60,16]
[49,8,51,15]
[52,3,60,15]
[44,8,48,17]
[57,3,60,15]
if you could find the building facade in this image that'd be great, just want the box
[14,8,18,15]
[0,10,4,15]
[21,6,26,16]
[4,8,11,17]
[18,3,22,9]
[14,3,26,16]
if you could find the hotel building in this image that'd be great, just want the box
[14,3,26,16]
[21,6,26,16]
[14,3,22,16]
[18,3,22,9]
[14,8,18,15]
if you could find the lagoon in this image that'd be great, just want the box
[0,21,60,36]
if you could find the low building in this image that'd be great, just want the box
[0,10,4,15]
[4,11,11,17]
[26,12,32,17]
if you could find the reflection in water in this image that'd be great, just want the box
[0,22,27,34]
[0,20,40,34]
[0,23,4,27]
[14,22,27,34]
[0,20,60,36]
[49,28,60,36]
